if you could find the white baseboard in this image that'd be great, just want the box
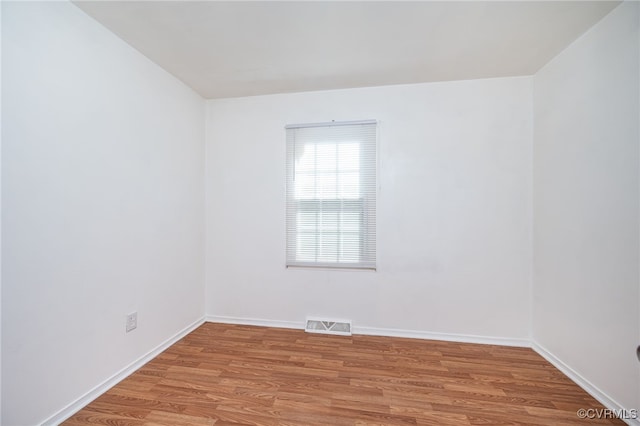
[41,317,205,426]
[205,315,303,330]
[353,325,531,347]
[205,315,529,347]
[532,342,640,426]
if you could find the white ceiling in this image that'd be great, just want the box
[73,1,620,99]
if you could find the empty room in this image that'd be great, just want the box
[2,0,639,425]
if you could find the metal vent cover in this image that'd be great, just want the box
[305,317,352,336]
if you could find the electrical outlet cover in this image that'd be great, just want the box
[126,312,137,332]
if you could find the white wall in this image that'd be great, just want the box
[2,2,205,425]
[533,1,640,412]
[206,77,533,342]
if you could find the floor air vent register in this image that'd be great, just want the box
[305,318,352,336]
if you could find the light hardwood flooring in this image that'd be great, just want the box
[64,322,624,425]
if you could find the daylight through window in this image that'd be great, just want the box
[285,120,377,269]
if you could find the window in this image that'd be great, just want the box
[285,120,377,270]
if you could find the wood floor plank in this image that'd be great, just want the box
[143,410,217,426]
[63,323,624,425]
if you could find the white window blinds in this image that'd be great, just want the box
[286,120,377,270]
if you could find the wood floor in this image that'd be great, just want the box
[64,322,623,426]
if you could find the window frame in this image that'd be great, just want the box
[285,120,377,271]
